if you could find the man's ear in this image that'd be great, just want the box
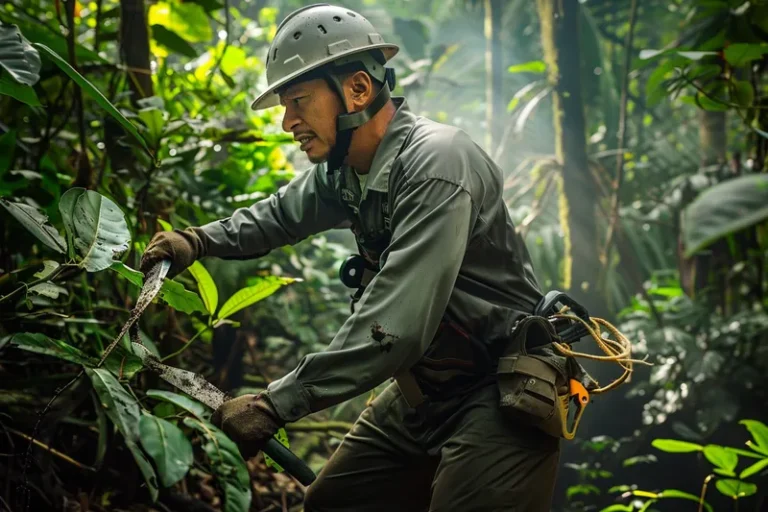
[345,71,374,111]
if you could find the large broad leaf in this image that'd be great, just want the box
[32,43,153,158]
[0,66,41,107]
[58,188,130,272]
[3,16,105,64]
[148,2,213,43]
[681,174,768,257]
[0,23,41,86]
[151,25,198,59]
[111,262,207,315]
[216,276,298,321]
[145,389,210,420]
[724,43,768,67]
[188,261,218,316]
[651,439,703,453]
[86,368,159,501]
[715,479,757,498]
[0,198,66,253]
[138,414,194,487]
[183,417,252,512]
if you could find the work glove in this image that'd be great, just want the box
[211,393,284,459]
[139,227,208,279]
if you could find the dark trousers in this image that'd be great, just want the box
[303,381,561,511]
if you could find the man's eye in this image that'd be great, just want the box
[293,96,307,105]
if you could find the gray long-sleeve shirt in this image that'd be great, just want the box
[198,98,543,422]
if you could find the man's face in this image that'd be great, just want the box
[279,78,343,164]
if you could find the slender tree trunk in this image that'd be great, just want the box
[537,0,602,311]
[120,0,153,105]
[699,111,727,168]
[484,0,504,155]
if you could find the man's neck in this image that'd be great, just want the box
[345,100,397,174]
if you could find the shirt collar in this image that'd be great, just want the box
[356,96,416,199]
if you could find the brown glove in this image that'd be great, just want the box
[139,227,208,279]
[211,393,284,459]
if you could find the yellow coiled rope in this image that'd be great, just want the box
[549,306,653,394]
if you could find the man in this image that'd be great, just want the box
[141,4,561,511]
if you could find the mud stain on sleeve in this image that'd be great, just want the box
[371,321,398,353]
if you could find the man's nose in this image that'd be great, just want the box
[282,106,300,133]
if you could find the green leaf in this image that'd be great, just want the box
[33,260,60,279]
[224,483,251,512]
[148,2,213,43]
[188,261,218,316]
[599,506,634,512]
[623,454,658,466]
[715,479,757,498]
[138,414,194,487]
[704,445,738,475]
[216,276,297,321]
[0,198,66,253]
[4,17,105,64]
[151,24,198,59]
[660,489,713,512]
[29,281,68,299]
[111,262,207,315]
[138,106,165,149]
[7,332,91,366]
[145,389,210,420]
[652,439,704,453]
[724,43,768,67]
[7,333,142,379]
[263,427,289,473]
[740,458,768,479]
[682,175,768,257]
[157,218,173,231]
[731,80,754,108]
[0,72,40,106]
[567,484,600,499]
[0,23,41,85]
[58,188,131,272]
[183,417,252,510]
[391,17,428,60]
[508,60,546,74]
[724,447,765,460]
[32,43,153,158]
[86,368,159,501]
[740,420,768,456]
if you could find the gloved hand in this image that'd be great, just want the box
[139,227,208,279]
[211,393,284,459]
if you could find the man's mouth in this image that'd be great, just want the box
[296,134,316,151]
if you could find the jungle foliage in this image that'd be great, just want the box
[0,0,767,511]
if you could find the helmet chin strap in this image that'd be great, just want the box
[325,68,395,174]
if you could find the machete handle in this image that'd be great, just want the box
[264,438,316,486]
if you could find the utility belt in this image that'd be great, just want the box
[339,255,630,441]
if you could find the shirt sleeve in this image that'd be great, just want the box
[196,165,348,259]
[266,176,476,421]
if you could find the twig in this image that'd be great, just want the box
[7,427,96,472]
[285,421,354,433]
[161,327,211,362]
[601,0,638,266]
[0,264,76,304]
[206,0,231,90]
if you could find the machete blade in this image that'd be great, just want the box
[132,342,227,410]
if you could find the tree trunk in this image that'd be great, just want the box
[698,110,727,168]
[120,0,153,105]
[536,0,602,311]
[484,0,504,155]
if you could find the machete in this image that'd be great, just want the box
[129,261,316,486]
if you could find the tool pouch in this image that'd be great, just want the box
[495,315,595,439]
